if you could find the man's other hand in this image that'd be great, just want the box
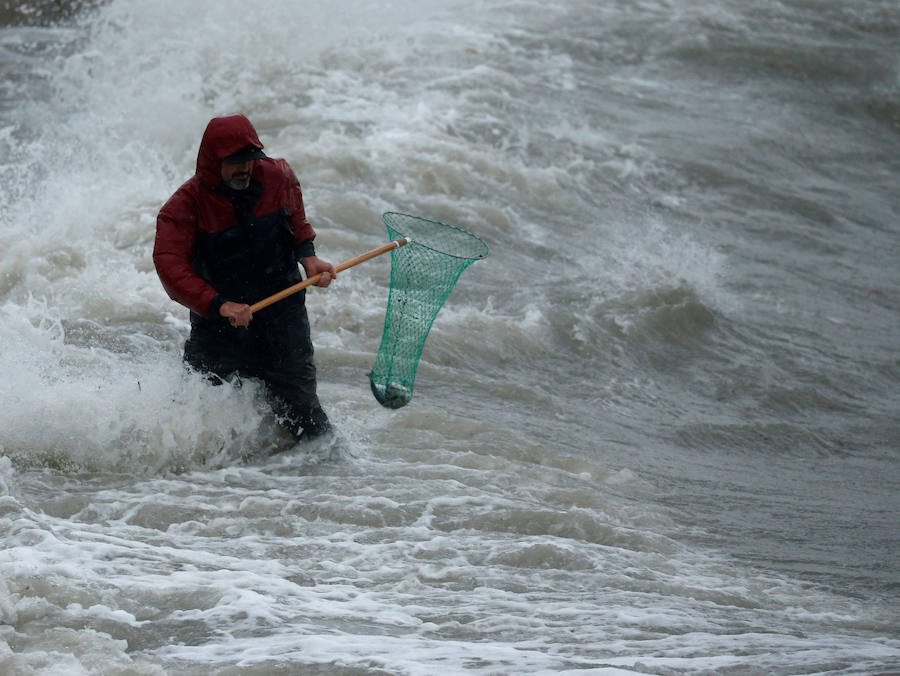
[301,256,337,287]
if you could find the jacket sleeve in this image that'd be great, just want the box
[279,159,317,246]
[153,186,221,318]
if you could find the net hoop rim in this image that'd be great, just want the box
[383,212,489,261]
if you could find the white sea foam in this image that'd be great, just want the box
[1,0,899,673]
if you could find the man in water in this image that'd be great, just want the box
[154,114,336,442]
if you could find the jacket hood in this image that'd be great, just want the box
[196,114,265,189]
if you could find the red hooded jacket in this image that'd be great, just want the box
[154,115,316,318]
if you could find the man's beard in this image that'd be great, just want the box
[225,174,251,190]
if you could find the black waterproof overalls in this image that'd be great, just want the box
[183,181,329,440]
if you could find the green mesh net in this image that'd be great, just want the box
[370,212,489,408]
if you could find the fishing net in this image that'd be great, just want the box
[370,212,489,408]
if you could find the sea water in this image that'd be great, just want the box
[1,0,898,673]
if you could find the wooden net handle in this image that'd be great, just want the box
[249,237,409,313]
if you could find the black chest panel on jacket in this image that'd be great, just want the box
[194,181,301,303]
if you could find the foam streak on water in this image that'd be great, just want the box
[1,0,898,673]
